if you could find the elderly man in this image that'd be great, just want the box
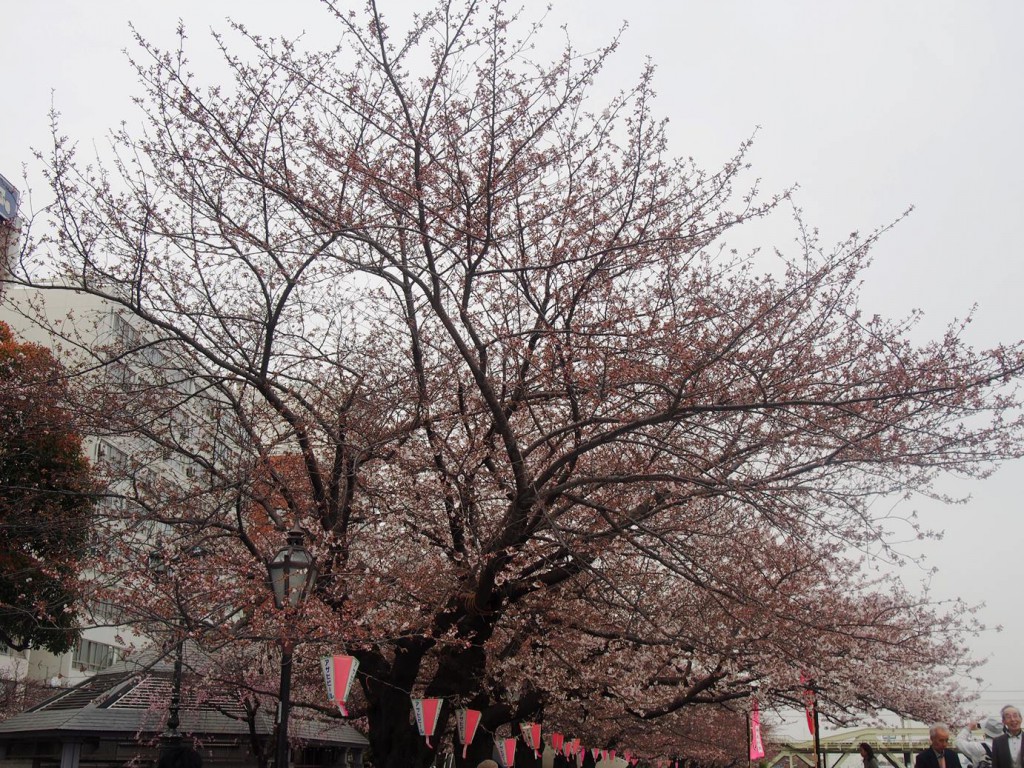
[992,706,1024,768]
[916,724,960,768]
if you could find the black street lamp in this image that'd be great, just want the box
[804,679,822,768]
[148,552,185,750]
[267,530,317,768]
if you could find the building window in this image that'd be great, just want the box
[72,639,121,672]
[96,441,129,472]
[88,600,125,625]
[0,643,25,658]
[112,313,140,348]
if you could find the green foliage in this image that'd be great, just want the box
[0,320,95,654]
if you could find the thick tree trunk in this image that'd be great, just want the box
[361,640,440,768]
[455,732,497,768]
[366,684,439,768]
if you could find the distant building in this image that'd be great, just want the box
[0,282,237,699]
[770,724,980,768]
[0,173,16,224]
[0,650,368,768]
[0,171,20,295]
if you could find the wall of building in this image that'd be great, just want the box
[0,285,194,696]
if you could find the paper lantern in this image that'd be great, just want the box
[550,733,565,754]
[456,708,482,759]
[496,736,518,768]
[411,698,443,748]
[520,722,542,758]
[320,655,359,716]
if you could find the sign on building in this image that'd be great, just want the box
[0,173,19,222]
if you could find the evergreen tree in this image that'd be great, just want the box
[0,320,95,654]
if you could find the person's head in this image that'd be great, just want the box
[476,761,499,768]
[983,717,1005,738]
[930,724,951,752]
[157,745,203,768]
[1001,706,1022,735]
[860,743,875,760]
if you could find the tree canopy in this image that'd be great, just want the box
[6,0,1024,765]
[0,320,94,655]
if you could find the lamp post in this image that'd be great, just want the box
[267,530,317,768]
[148,552,185,749]
[806,679,822,768]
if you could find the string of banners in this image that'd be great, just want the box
[321,654,666,766]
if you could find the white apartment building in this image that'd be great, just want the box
[0,280,231,695]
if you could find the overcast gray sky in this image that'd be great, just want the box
[3,0,1023,737]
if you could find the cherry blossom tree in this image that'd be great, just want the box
[6,0,1024,765]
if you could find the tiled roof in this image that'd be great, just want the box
[33,672,136,711]
[0,658,367,748]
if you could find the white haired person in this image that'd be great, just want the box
[992,706,1024,768]
[958,717,1005,768]
[916,724,960,768]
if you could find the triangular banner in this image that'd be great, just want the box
[411,698,444,748]
[457,708,482,759]
[320,655,359,717]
